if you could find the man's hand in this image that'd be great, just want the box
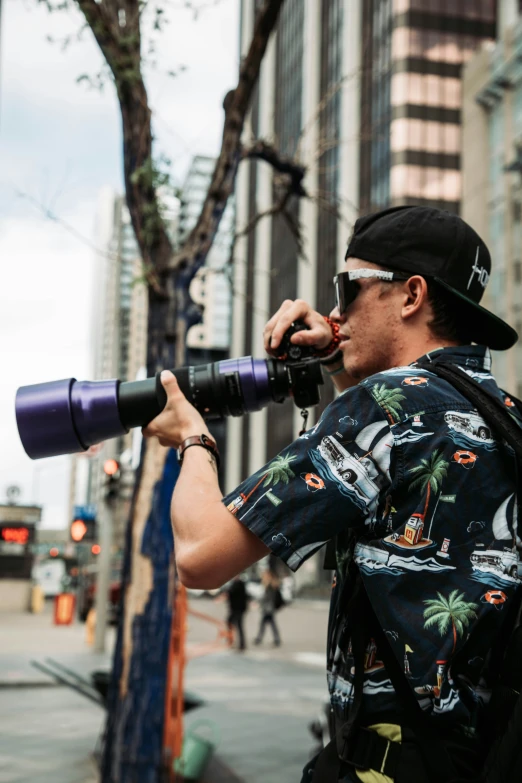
[263,299,332,356]
[142,370,211,448]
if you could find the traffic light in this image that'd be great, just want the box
[70,517,96,543]
[70,519,87,542]
[91,544,101,555]
[103,459,121,503]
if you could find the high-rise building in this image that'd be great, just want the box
[232,0,496,480]
[176,155,234,486]
[81,188,152,551]
[461,0,522,392]
[231,0,497,588]
[361,0,496,215]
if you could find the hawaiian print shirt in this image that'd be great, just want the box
[222,345,522,736]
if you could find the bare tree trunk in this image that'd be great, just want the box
[70,2,287,780]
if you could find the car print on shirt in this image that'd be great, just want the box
[444,410,494,444]
[315,435,381,509]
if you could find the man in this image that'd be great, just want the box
[225,575,249,650]
[143,206,521,782]
[253,569,282,647]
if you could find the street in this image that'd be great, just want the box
[0,596,330,783]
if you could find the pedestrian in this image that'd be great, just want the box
[225,575,249,651]
[253,570,281,647]
[143,206,521,783]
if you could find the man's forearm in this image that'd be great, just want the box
[170,444,269,588]
[171,444,223,548]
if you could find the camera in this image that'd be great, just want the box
[15,321,324,460]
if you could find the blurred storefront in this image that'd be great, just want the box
[0,503,41,611]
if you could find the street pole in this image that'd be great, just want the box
[94,498,113,653]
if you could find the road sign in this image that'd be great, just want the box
[73,504,96,521]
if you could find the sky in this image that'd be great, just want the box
[0,0,239,528]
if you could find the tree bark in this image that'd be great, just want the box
[72,2,288,780]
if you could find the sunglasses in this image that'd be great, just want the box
[333,269,411,314]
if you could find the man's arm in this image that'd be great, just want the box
[142,372,269,590]
[169,445,269,589]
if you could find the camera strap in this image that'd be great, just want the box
[299,408,309,436]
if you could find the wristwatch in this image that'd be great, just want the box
[177,434,220,470]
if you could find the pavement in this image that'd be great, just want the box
[0,597,330,783]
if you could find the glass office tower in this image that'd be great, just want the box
[232,0,497,483]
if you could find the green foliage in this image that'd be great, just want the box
[38,0,190,84]
[76,66,111,91]
[127,154,178,250]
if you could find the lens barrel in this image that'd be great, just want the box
[15,356,301,460]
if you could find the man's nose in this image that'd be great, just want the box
[328,305,345,323]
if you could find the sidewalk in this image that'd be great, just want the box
[0,598,330,783]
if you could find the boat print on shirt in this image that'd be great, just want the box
[470,493,522,585]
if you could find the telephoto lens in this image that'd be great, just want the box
[16,349,323,460]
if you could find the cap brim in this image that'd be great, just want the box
[433,277,518,351]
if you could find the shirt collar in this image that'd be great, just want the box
[412,345,492,373]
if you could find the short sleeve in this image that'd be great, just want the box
[222,385,394,571]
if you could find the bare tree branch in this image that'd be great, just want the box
[242,139,308,197]
[76,0,172,302]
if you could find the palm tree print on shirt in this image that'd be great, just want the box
[423,590,478,654]
[241,454,298,511]
[408,449,449,539]
[371,384,406,424]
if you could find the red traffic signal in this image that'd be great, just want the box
[103,459,120,476]
[70,519,88,542]
[91,544,101,555]
[103,459,121,503]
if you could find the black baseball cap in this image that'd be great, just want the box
[345,205,518,351]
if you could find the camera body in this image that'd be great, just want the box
[275,320,323,409]
[16,320,324,460]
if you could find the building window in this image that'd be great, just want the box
[391,73,461,108]
[391,118,460,154]
[391,164,460,201]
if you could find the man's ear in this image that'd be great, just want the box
[401,275,429,321]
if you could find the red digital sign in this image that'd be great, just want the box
[1,527,30,545]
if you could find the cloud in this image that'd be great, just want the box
[0,211,94,526]
[0,0,240,528]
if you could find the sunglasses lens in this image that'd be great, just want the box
[335,274,359,313]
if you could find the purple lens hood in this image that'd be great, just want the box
[15,378,127,460]
[218,357,271,412]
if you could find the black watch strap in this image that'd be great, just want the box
[178,434,220,470]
